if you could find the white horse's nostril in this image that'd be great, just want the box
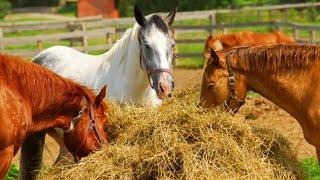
[160,83,165,93]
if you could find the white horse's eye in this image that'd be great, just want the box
[144,44,151,49]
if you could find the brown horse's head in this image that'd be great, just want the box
[200,49,247,112]
[64,86,109,159]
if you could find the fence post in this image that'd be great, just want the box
[80,23,88,53]
[267,10,272,21]
[68,22,79,47]
[283,9,289,22]
[172,29,179,66]
[106,32,113,48]
[257,10,261,21]
[0,28,3,52]
[209,12,216,36]
[310,30,316,44]
[222,25,228,34]
[276,25,283,32]
[36,40,43,51]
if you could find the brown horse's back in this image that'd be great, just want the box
[273,31,295,44]
[0,83,31,152]
[203,31,295,65]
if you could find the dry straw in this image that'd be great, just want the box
[40,85,301,180]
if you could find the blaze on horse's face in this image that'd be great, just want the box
[134,5,176,99]
[200,50,247,109]
[64,86,109,159]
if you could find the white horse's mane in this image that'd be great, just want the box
[100,23,140,69]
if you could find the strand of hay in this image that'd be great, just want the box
[40,86,301,180]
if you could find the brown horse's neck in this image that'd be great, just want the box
[242,65,319,129]
[0,54,94,116]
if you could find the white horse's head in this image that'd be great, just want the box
[134,5,176,99]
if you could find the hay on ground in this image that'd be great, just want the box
[40,86,301,180]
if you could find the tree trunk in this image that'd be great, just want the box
[59,0,66,7]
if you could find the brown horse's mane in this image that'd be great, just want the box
[0,54,95,112]
[226,44,320,73]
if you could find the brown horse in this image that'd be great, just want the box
[203,31,295,63]
[200,44,320,161]
[0,54,109,178]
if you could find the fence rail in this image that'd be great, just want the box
[1,20,319,58]
[1,2,320,58]
[0,24,115,57]
[1,2,320,33]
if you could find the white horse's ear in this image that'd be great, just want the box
[134,5,146,27]
[165,7,177,26]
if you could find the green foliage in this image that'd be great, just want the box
[0,0,11,20]
[57,3,76,17]
[117,0,312,17]
[300,158,320,179]
[117,0,135,17]
[10,0,59,7]
[5,164,19,180]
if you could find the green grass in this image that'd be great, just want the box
[301,158,320,180]
[247,91,260,98]
[177,57,203,69]
[5,164,19,180]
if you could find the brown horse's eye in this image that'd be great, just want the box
[208,83,216,89]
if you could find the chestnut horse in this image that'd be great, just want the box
[203,31,295,62]
[0,54,108,178]
[200,44,320,161]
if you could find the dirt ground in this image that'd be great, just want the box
[12,68,316,166]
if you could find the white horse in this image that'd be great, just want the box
[19,6,177,179]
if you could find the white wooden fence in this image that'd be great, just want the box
[0,2,320,58]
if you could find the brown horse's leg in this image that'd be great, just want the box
[0,146,14,179]
[19,132,46,180]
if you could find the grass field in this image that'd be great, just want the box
[5,165,18,180]
[301,158,320,179]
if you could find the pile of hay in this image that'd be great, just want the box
[40,86,301,179]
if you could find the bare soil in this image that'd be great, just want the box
[12,68,316,167]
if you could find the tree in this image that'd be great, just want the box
[0,0,11,20]
[59,0,66,7]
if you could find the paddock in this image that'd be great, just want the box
[2,2,320,179]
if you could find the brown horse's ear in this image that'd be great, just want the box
[165,7,177,26]
[209,48,219,65]
[95,85,107,105]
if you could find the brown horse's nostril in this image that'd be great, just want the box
[168,93,172,98]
